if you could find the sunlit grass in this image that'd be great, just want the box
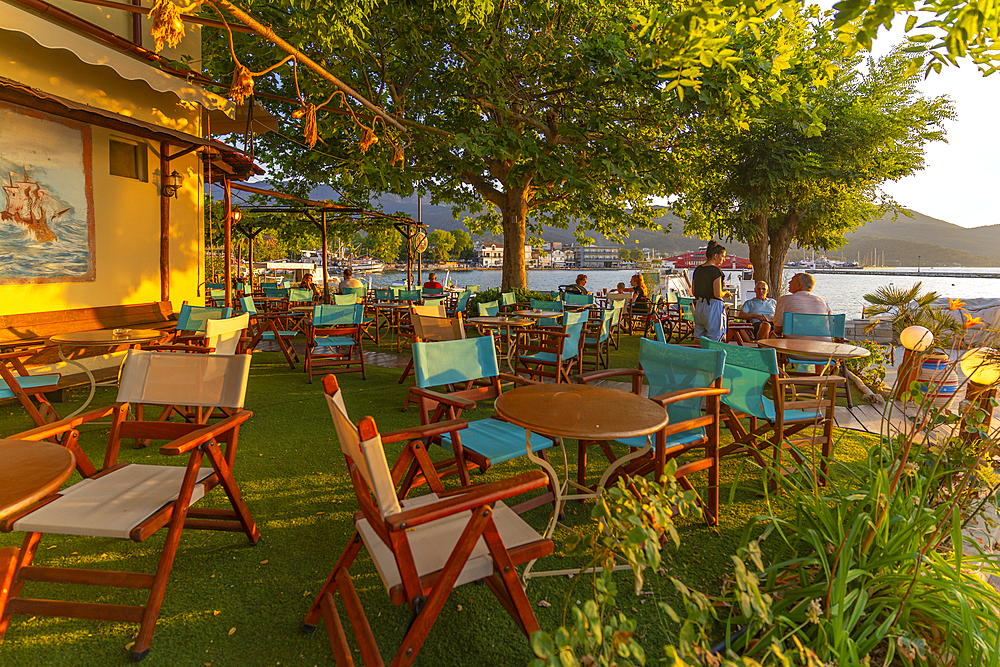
[0,335,880,666]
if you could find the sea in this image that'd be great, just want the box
[360,267,1000,319]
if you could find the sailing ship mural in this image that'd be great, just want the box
[0,102,95,283]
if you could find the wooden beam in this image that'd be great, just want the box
[160,142,170,303]
[223,178,233,309]
[61,0,256,33]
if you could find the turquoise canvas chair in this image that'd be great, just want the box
[463,284,480,294]
[0,344,62,433]
[575,339,728,524]
[698,338,840,487]
[411,335,554,486]
[581,308,614,371]
[781,312,852,405]
[608,298,627,349]
[563,293,594,307]
[450,290,472,317]
[332,294,358,305]
[397,289,422,304]
[238,296,299,368]
[659,295,694,342]
[514,310,588,383]
[500,291,518,313]
[653,318,667,343]
[288,288,316,307]
[477,300,499,317]
[306,304,366,383]
[341,285,367,302]
[529,298,562,327]
[174,304,232,343]
[374,287,394,302]
[422,287,445,299]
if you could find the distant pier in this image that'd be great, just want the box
[804,269,1000,279]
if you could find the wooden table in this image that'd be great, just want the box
[513,309,564,321]
[467,316,533,372]
[758,338,869,408]
[0,440,75,519]
[494,383,668,578]
[49,329,166,418]
[371,302,409,346]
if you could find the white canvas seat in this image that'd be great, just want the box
[302,375,553,665]
[205,312,249,356]
[0,350,259,662]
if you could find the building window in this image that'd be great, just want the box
[109,138,148,182]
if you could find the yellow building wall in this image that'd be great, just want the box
[0,21,206,316]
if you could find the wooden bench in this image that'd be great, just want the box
[0,302,177,368]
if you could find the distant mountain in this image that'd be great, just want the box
[240,184,1000,267]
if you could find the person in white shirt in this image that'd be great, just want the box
[773,273,833,340]
[339,268,364,294]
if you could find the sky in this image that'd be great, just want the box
[830,6,1000,230]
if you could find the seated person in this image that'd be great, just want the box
[299,273,321,298]
[607,281,630,301]
[339,268,364,294]
[774,273,833,340]
[737,281,776,342]
[564,274,589,295]
[422,272,443,290]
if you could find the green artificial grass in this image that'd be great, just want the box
[0,334,878,666]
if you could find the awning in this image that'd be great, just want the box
[206,102,279,136]
[0,75,262,181]
[0,0,234,116]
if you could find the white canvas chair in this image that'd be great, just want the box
[0,350,259,661]
[205,312,250,356]
[303,375,552,665]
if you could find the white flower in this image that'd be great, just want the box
[806,598,823,624]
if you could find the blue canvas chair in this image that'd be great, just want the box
[172,304,232,346]
[397,289,422,305]
[422,287,445,299]
[410,336,556,487]
[449,290,472,317]
[306,304,366,383]
[374,287,395,302]
[332,294,358,305]
[530,298,563,312]
[574,339,728,524]
[499,291,518,313]
[238,296,299,368]
[288,288,316,307]
[608,298,627,349]
[780,313,853,406]
[477,300,500,317]
[653,318,668,343]
[563,293,595,307]
[514,310,588,384]
[699,338,840,487]
[659,294,694,342]
[0,344,62,432]
[463,284,480,294]
[341,285,367,302]
[304,374,552,665]
[581,308,614,371]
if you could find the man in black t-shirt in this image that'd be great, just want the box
[564,274,589,295]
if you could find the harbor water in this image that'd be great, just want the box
[364,267,1000,318]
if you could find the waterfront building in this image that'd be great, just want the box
[474,241,532,267]
[571,244,622,268]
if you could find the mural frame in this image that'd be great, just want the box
[0,100,96,284]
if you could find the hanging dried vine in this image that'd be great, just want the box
[149,0,188,51]
[207,3,294,105]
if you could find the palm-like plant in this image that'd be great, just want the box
[862,281,941,340]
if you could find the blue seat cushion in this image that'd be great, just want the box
[761,403,823,423]
[262,331,297,340]
[314,336,357,348]
[520,352,557,364]
[0,373,60,400]
[440,418,551,466]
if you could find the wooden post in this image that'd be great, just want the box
[223,178,232,309]
[321,211,330,304]
[160,142,170,303]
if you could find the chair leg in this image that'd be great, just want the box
[304,532,364,629]
[0,532,41,639]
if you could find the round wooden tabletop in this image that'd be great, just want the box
[467,317,533,327]
[757,338,871,360]
[49,329,166,346]
[513,310,565,319]
[0,440,75,519]
[494,383,668,441]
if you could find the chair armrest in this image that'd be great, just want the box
[158,410,253,455]
[379,419,469,445]
[497,372,540,386]
[11,404,118,440]
[0,348,48,360]
[385,470,550,530]
[648,386,729,407]
[574,368,644,384]
[142,344,216,353]
[407,386,477,410]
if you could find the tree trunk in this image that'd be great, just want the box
[767,209,801,297]
[500,186,529,290]
[747,211,769,284]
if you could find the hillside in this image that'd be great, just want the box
[296,187,1000,266]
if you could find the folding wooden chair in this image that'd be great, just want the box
[781,313,853,406]
[302,375,553,666]
[169,304,232,344]
[514,310,588,383]
[574,339,728,524]
[0,351,259,661]
[411,336,556,488]
[238,296,300,368]
[398,312,466,391]
[581,308,614,371]
[397,303,447,353]
[699,338,841,487]
[0,344,61,431]
[306,304,366,383]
